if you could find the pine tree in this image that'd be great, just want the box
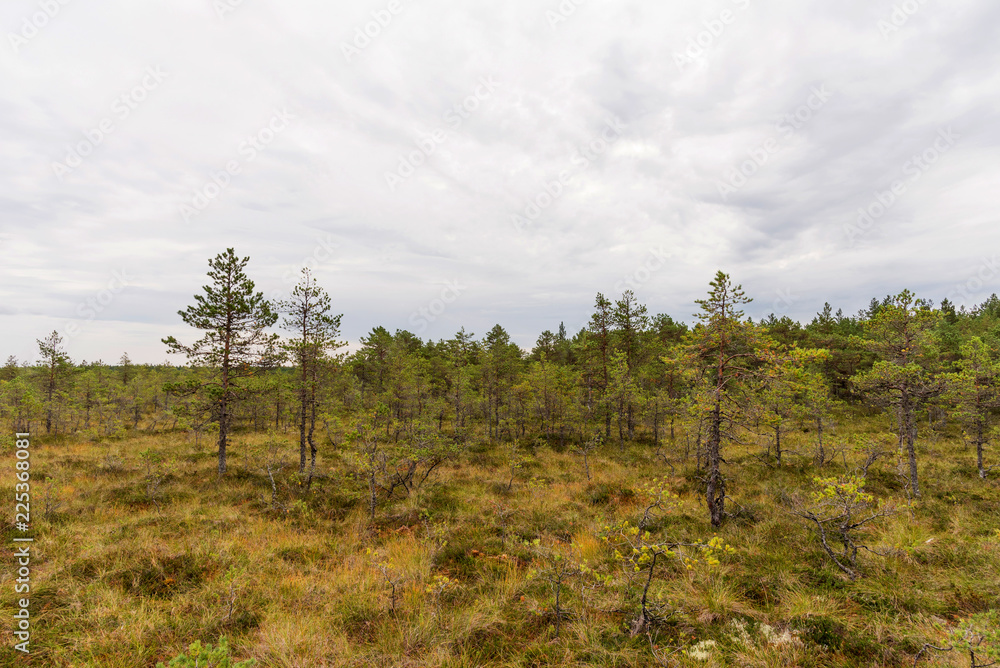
[162,248,279,476]
[851,290,940,498]
[587,293,614,439]
[278,268,344,480]
[942,337,1000,479]
[0,355,19,382]
[446,328,476,434]
[683,272,762,527]
[37,330,72,434]
[612,290,648,439]
[482,325,522,439]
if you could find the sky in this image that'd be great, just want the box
[1,0,999,364]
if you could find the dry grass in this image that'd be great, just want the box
[1,419,997,667]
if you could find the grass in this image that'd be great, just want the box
[2,416,999,667]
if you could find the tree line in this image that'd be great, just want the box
[4,248,1000,527]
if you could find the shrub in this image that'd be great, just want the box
[156,637,255,667]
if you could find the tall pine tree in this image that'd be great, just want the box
[163,248,279,475]
[278,268,344,481]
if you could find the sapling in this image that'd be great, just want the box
[220,565,248,626]
[490,500,516,548]
[365,548,405,615]
[572,431,602,481]
[942,337,1000,480]
[793,474,894,580]
[524,538,583,638]
[419,509,450,559]
[344,409,384,520]
[916,610,1000,668]
[601,478,734,636]
[951,610,1000,667]
[425,574,457,618]
[637,476,682,532]
[255,436,290,512]
[139,448,171,508]
[603,519,734,636]
[155,637,255,668]
[505,436,527,492]
[40,476,64,520]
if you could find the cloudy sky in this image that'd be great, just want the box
[2,0,998,363]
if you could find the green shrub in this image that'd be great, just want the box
[156,637,255,667]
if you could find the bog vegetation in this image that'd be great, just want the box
[2,249,999,667]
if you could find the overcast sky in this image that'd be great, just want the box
[2,0,999,363]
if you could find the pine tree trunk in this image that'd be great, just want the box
[814,416,824,467]
[218,402,229,476]
[706,401,725,528]
[653,405,659,447]
[775,424,782,465]
[903,393,920,497]
[299,357,308,474]
[218,347,231,476]
[977,420,986,479]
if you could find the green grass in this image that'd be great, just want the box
[3,420,998,667]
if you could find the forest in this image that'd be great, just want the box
[2,248,999,667]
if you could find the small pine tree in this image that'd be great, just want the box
[851,290,940,498]
[163,249,280,475]
[37,331,72,433]
[943,337,1000,479]
[277,268,344,482]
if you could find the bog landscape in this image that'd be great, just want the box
[2,249,998,667]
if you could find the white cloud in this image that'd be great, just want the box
[1,0,999,361]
